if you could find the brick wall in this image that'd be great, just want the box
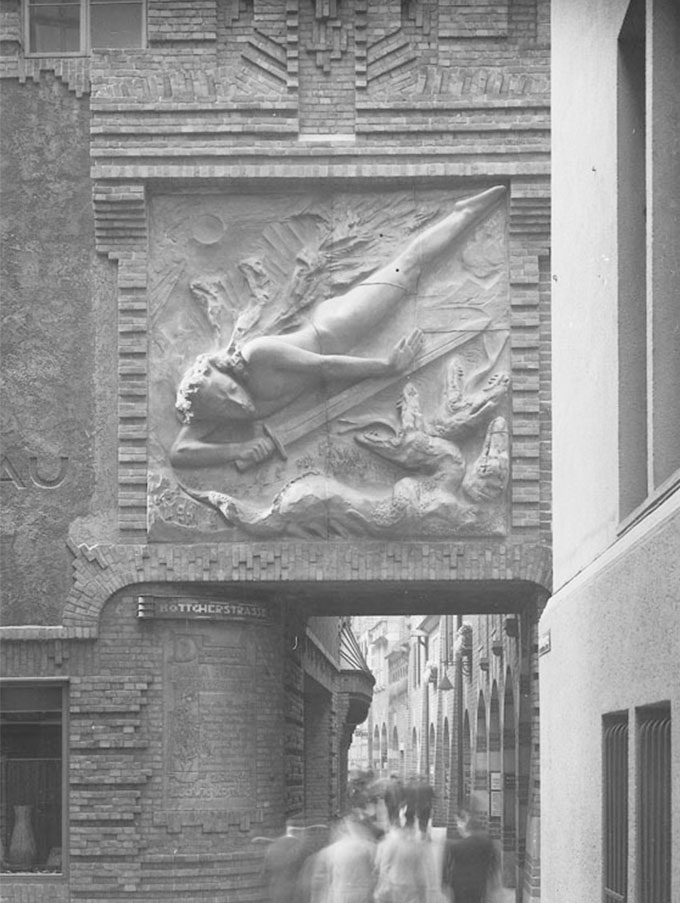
[1,1,552,898]
[0,589,289,902]
[0,75,106,626]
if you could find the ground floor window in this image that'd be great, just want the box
[0,682,66,874]
[27,0,144,55]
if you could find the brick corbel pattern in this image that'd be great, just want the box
[147,0,218,43]
[61,538,551,633]
[508,179,551,533]
[92,181,150,536]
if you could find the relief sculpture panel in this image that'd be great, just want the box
[148,185,511,541]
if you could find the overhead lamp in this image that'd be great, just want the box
[438,670,454,691]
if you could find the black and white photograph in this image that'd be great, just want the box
[1,1,677,901]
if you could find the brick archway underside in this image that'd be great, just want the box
[64,538,551,632]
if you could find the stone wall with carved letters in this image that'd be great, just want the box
[0,75,117,625]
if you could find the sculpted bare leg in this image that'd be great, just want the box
[305,185,506,354]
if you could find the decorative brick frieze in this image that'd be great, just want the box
[505,180,550,540]
[93,182,147,257]
[439,1,509,39]
[305,0,350,75]
[147,0,218,44]
[0,53,91,96]
[90,181,150,536]
[56,539,551,634]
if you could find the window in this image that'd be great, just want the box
[27,0,144,55]
[0,683,67,874]
[603,713,628,903]
[617,0,680,525]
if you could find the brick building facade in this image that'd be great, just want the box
[1,1,551,901]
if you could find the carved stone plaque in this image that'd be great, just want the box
[162,627,256,809]
[148,186,511,542]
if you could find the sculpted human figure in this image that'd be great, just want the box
[170,185,506,470]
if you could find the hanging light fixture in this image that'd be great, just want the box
[438,670,454,691]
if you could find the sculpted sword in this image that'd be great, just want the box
[234,314,491,470]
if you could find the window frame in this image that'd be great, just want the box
[616,0,680,530]
[0,678,69,879]
[24,0,146,58]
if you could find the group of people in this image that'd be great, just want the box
[262,773,502,903]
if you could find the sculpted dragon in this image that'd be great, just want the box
[180,371,509,540]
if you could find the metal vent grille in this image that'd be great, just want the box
[603,715,629,903]
[639,707,671,903]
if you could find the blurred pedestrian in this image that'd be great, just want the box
[308,816,378,903]
[403,774,435,838]
[261,820,327,903]
[374,825,430,903]
[383,774,404,827]
[441,810,501,903]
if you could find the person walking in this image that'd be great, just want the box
[307,816,378,903]
[383,774,404,827]
[441,810,502,903]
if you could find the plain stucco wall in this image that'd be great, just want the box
[540,506,680,901]
[550,0,629,586]
[547,1,680,900]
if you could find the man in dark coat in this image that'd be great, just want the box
[383,774,404,826]
[403,775,435,837]
[441,810,501,903]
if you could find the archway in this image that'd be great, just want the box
[443,717,451,808]
[428,723,436,783]
[474,692,488,827]
[462,710,472,808]
[503,669,518,888]
[489,681,501,840]
[373,724,381,772]
[391,725,400,776]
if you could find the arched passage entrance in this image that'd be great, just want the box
[503,668,518,888]
[489,681,502,840]
[462,710,472,808]
[49,548,548,903]
[474,692,488,827]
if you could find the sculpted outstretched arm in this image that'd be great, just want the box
[170,423,271,469]
[246,329,423,383]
